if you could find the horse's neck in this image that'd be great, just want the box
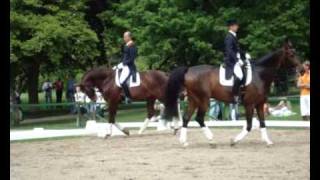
[254,50,285,93]
[90,70,113,89]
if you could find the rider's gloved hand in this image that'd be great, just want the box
[117,62,123,69]
[245,53,251,60]
[238,59,244,66]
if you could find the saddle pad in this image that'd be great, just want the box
[219,60,252,87]
[115,69,141,88]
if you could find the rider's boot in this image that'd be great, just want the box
[232,77,242,104]
[121,83,132,103]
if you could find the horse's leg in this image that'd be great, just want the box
[194,99,214,146]
[256,103,273,146]
[108,99,130,136]
[180,99,196,147]
[138,99,156,134]
[231,105,254,146]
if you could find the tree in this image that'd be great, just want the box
[99,0,309,71]
[10,0,100,103]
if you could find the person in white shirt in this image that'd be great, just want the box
[74,85,90,114]
[42,79,52,103]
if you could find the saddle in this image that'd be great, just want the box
[115,68,141,88]
[219,59,253,87]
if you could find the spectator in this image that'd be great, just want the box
[66,76,76,102]
[297,61,310,121]
[229,103,239,121]
[14,90,21,104]
[95,88,106,117]
[264,98,296,117]
[42,79,52,103]
[66,76,76,113]
[74,85,90,114]
[208,99,223,121]
[53,78,64,103]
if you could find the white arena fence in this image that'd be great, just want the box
[10,119,309,141]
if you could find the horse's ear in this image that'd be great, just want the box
[283,37,292,49]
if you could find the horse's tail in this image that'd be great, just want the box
[163,66,189,119]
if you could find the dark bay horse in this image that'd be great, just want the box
[164,40,301,146]
[80,67,179,136]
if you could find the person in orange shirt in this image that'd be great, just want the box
[297,61,310,121]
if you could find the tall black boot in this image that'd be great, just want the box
[232,77,242,104]
[121,83,132,102]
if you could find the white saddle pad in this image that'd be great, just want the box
[115,69,141,88]
[219,61,252,87]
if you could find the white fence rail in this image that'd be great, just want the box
[10,120,309,141]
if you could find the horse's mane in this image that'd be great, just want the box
[252,49,282,66]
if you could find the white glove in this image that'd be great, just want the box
[112,66,117,70]
[117,62,123,69]
[238,59,244,66]
[237,53,241,59]
[245,53,251,60]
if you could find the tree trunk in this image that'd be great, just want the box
[26,61,40,104]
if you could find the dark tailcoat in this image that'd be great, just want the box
[224,32,240,79]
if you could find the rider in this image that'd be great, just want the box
[119,31,138,101]
[224,19,244,104]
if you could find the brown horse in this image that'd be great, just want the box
[80,67,179,136]
[163,40,301,146]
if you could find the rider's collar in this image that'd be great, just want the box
[126,40,133,46]
[229,30,237,37]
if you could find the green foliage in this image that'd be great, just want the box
[100,0,309,70]
[11,0,309,100]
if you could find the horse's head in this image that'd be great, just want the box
[281,39,302,71]
[79,83,97,102]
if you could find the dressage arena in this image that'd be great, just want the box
[11,128,309,180]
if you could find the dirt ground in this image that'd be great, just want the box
[10,128,309,180]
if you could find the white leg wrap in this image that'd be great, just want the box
[173,117,180,130]
[179,127,188,145]
[201,127,213,141]
[234,129,249,142]
[157,119,168,131]
[138,118,150,134]
[260,128,273,145]
[150,116,157,122]
[109,123,113,136]
[114,123,124,131]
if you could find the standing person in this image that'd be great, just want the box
[116,31,138,102]
[54,78,63,103]
[224,19,245,104]
[66,76,76,102]
[42,79,52,103]
[297,61,310,121]
[66,75,76,113]
[229,103,240,121]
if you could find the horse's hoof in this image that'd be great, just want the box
[230,139,237,147]
[209,142,217,148]
[104,134,111,139]
[173,128,179,135]
[123,128,130,136]
[182,142,189,147]
[266,142,274,147]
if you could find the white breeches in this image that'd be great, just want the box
[233,61,243,80]
[300,95,310,116]
[119,65,130,84]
